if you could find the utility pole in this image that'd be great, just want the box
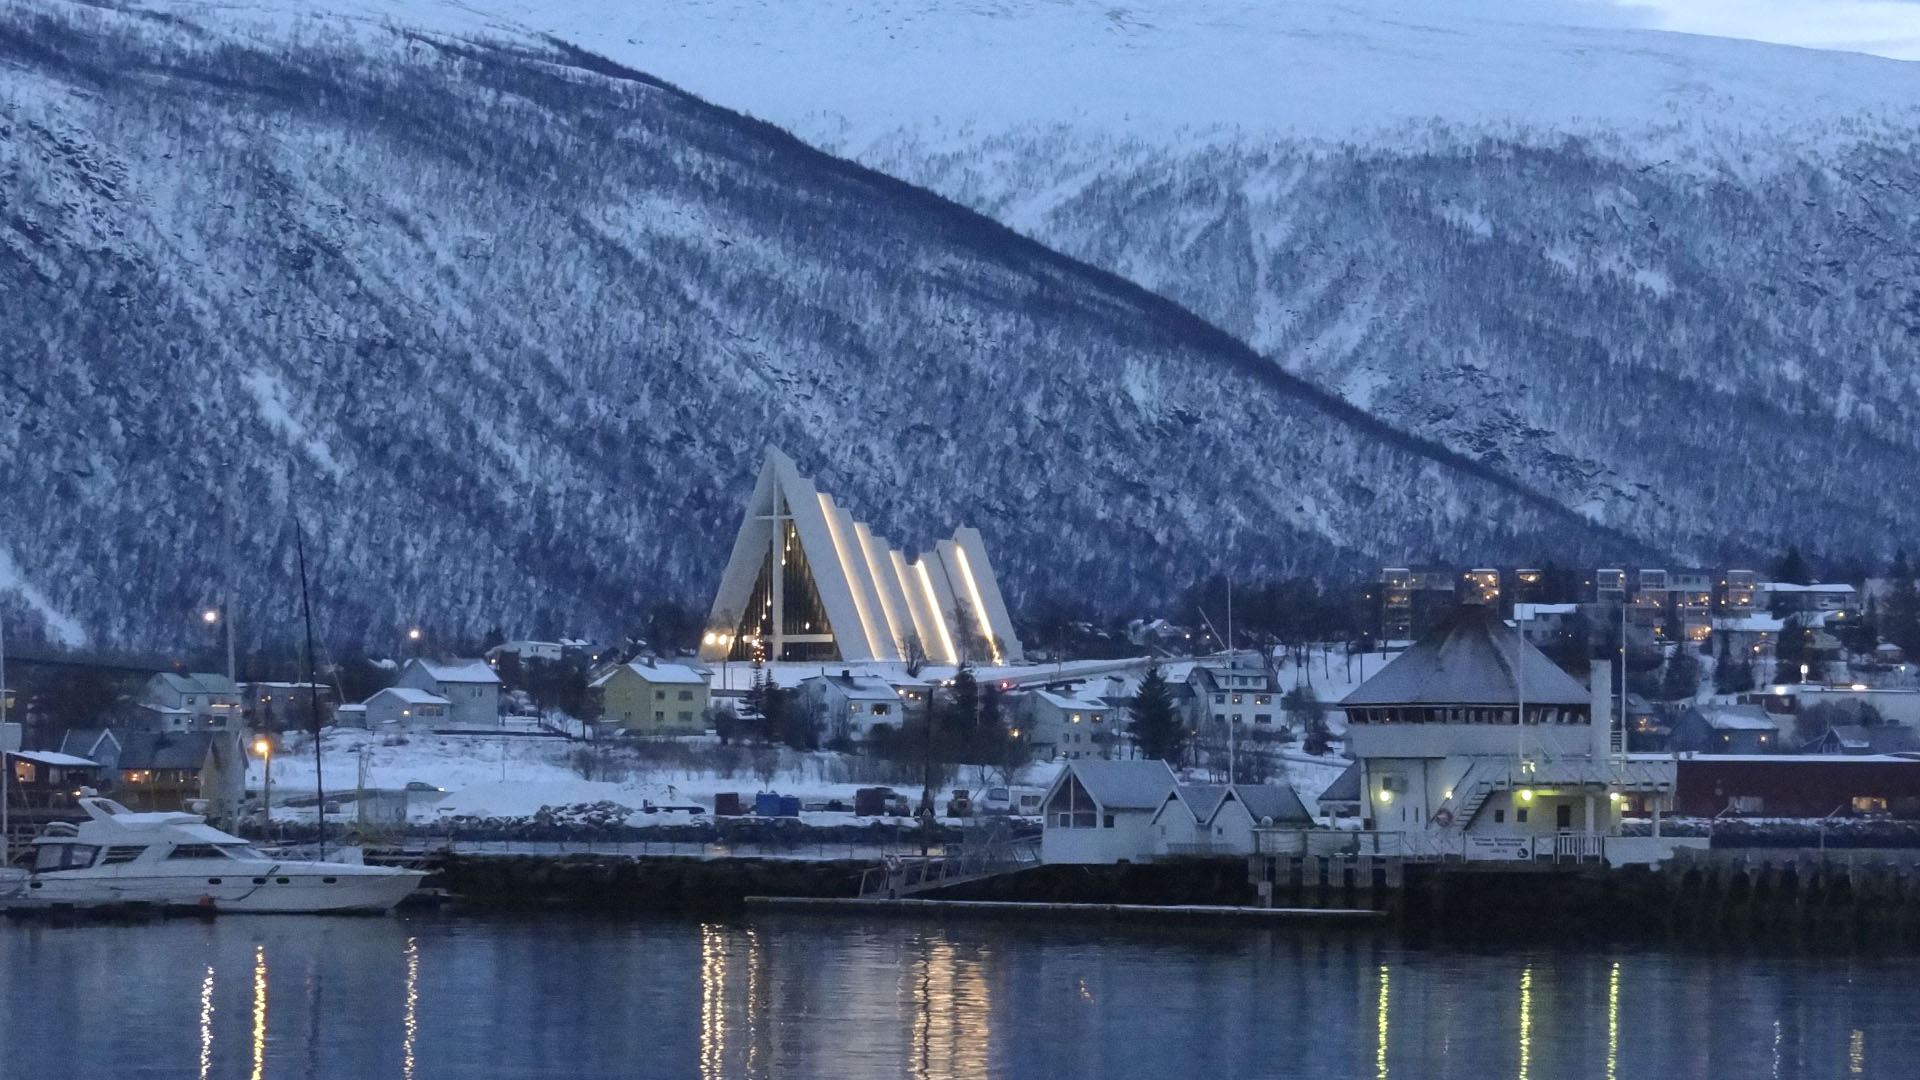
[1,615,10,867]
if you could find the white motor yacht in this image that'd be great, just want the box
[2,797,423,914]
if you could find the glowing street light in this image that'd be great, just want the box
[202,609,220,625]
[253,738,274,833]
[408,628,423,642]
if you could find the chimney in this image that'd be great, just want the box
[1590,661,1612,761]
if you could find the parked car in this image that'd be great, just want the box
[403,781,444,792]
[855,787,912,817]
[978,787,1013,814]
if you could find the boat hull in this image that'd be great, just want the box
[9,863,425,915]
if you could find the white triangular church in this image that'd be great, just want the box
[699,448,1023,666]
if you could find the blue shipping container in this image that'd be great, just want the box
[754,792,783,817]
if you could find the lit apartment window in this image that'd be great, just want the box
[1255,695,1270,706]
[1231,695,1243,704]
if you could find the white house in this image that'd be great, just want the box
[1149,782,1313,856]
[397,659,500,728]
[796,671,904,742]
[1040,759,1178,864]
[1017,688,1114,761]
[363,687,451,729]
[1187,658,1283,730]
[141,672,241,730]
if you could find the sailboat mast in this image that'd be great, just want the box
[295,525,326,853]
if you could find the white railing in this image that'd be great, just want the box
[1551,833,1605,861]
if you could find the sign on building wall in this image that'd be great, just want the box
[1465,835,1534,861]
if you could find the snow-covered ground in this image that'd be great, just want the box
[249,728,1070,826]
[249,645,1377,825]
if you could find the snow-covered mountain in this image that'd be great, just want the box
[0,0,1643,651]
[385,0,1920,562]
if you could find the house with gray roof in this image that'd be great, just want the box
[363,686,452,730]
[113,730,246,816]
[1671,705,1780,754]
[397,658,501,728]
[141,672,241,730]
[1148,781,1313,855]
[1040,759,1178,864]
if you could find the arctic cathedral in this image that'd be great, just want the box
[699,449,1024,666]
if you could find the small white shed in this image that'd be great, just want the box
[1040,759,1178,864]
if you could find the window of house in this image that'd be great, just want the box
[1231,714,1242,724]
[186,696,197,705]
[1214,694,1225,705]
[1231,695,1243,704]
[656,690,666,700]
[1091,714,1103,723]
[1516,808,1529,824]
[1071,714,1082,723]
[13,761,34,784]
[678,711,693,722]
[1255,714,1272,724]
[873,704,891,715]
[1255,695,1271,706]
[850,703,861,712]
[1494,809,1505,823]
[678,690,694,701]
[1103,814,1115,828]
[654,711,664,722]
[1854,796,1888,813]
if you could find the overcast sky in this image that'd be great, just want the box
[1609,0,1920,60]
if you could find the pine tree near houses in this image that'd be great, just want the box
[1129,663,1184,766]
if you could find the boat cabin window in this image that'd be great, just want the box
[99,846,146,865]
[167,844,228,860]
[33,844,101,871]
[217,844,263,859]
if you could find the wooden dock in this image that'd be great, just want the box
[744,896,1384,923]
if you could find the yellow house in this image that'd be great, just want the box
[592,660,710,735]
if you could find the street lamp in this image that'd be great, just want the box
[254,738,273,833]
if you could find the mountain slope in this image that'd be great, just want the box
[425,0,1920,564]
[0,0,1641,650]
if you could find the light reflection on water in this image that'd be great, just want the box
[2,915,1919,1078]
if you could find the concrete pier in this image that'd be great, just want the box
[744,896,1384,923]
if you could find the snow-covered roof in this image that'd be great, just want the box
[1716,614,1784,633]
[804,672,899,700]
[1033,689,1109,712]
[369,687,451,706]
[622,661,707,685]
[1694,705,1778,731]
[59,728,118,758]
[1056,759,1177,810]
[1760,582,1857,594]
[413,659,500,684]
[336,703,368,714]
[1343,606,1589,707]
[153,672,237,695]
[1513,603,1578,620]
[7,750,100,767]
[1173,783,1232,821]
[1230,784,1313,826]
[1319,761,1362,804]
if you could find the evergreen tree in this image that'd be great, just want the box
[1129,663,1184,764]
[1886,552,1920,657]
[1659,651,1702,702]
[1772,547,1813,587]
[946,663,980,743]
